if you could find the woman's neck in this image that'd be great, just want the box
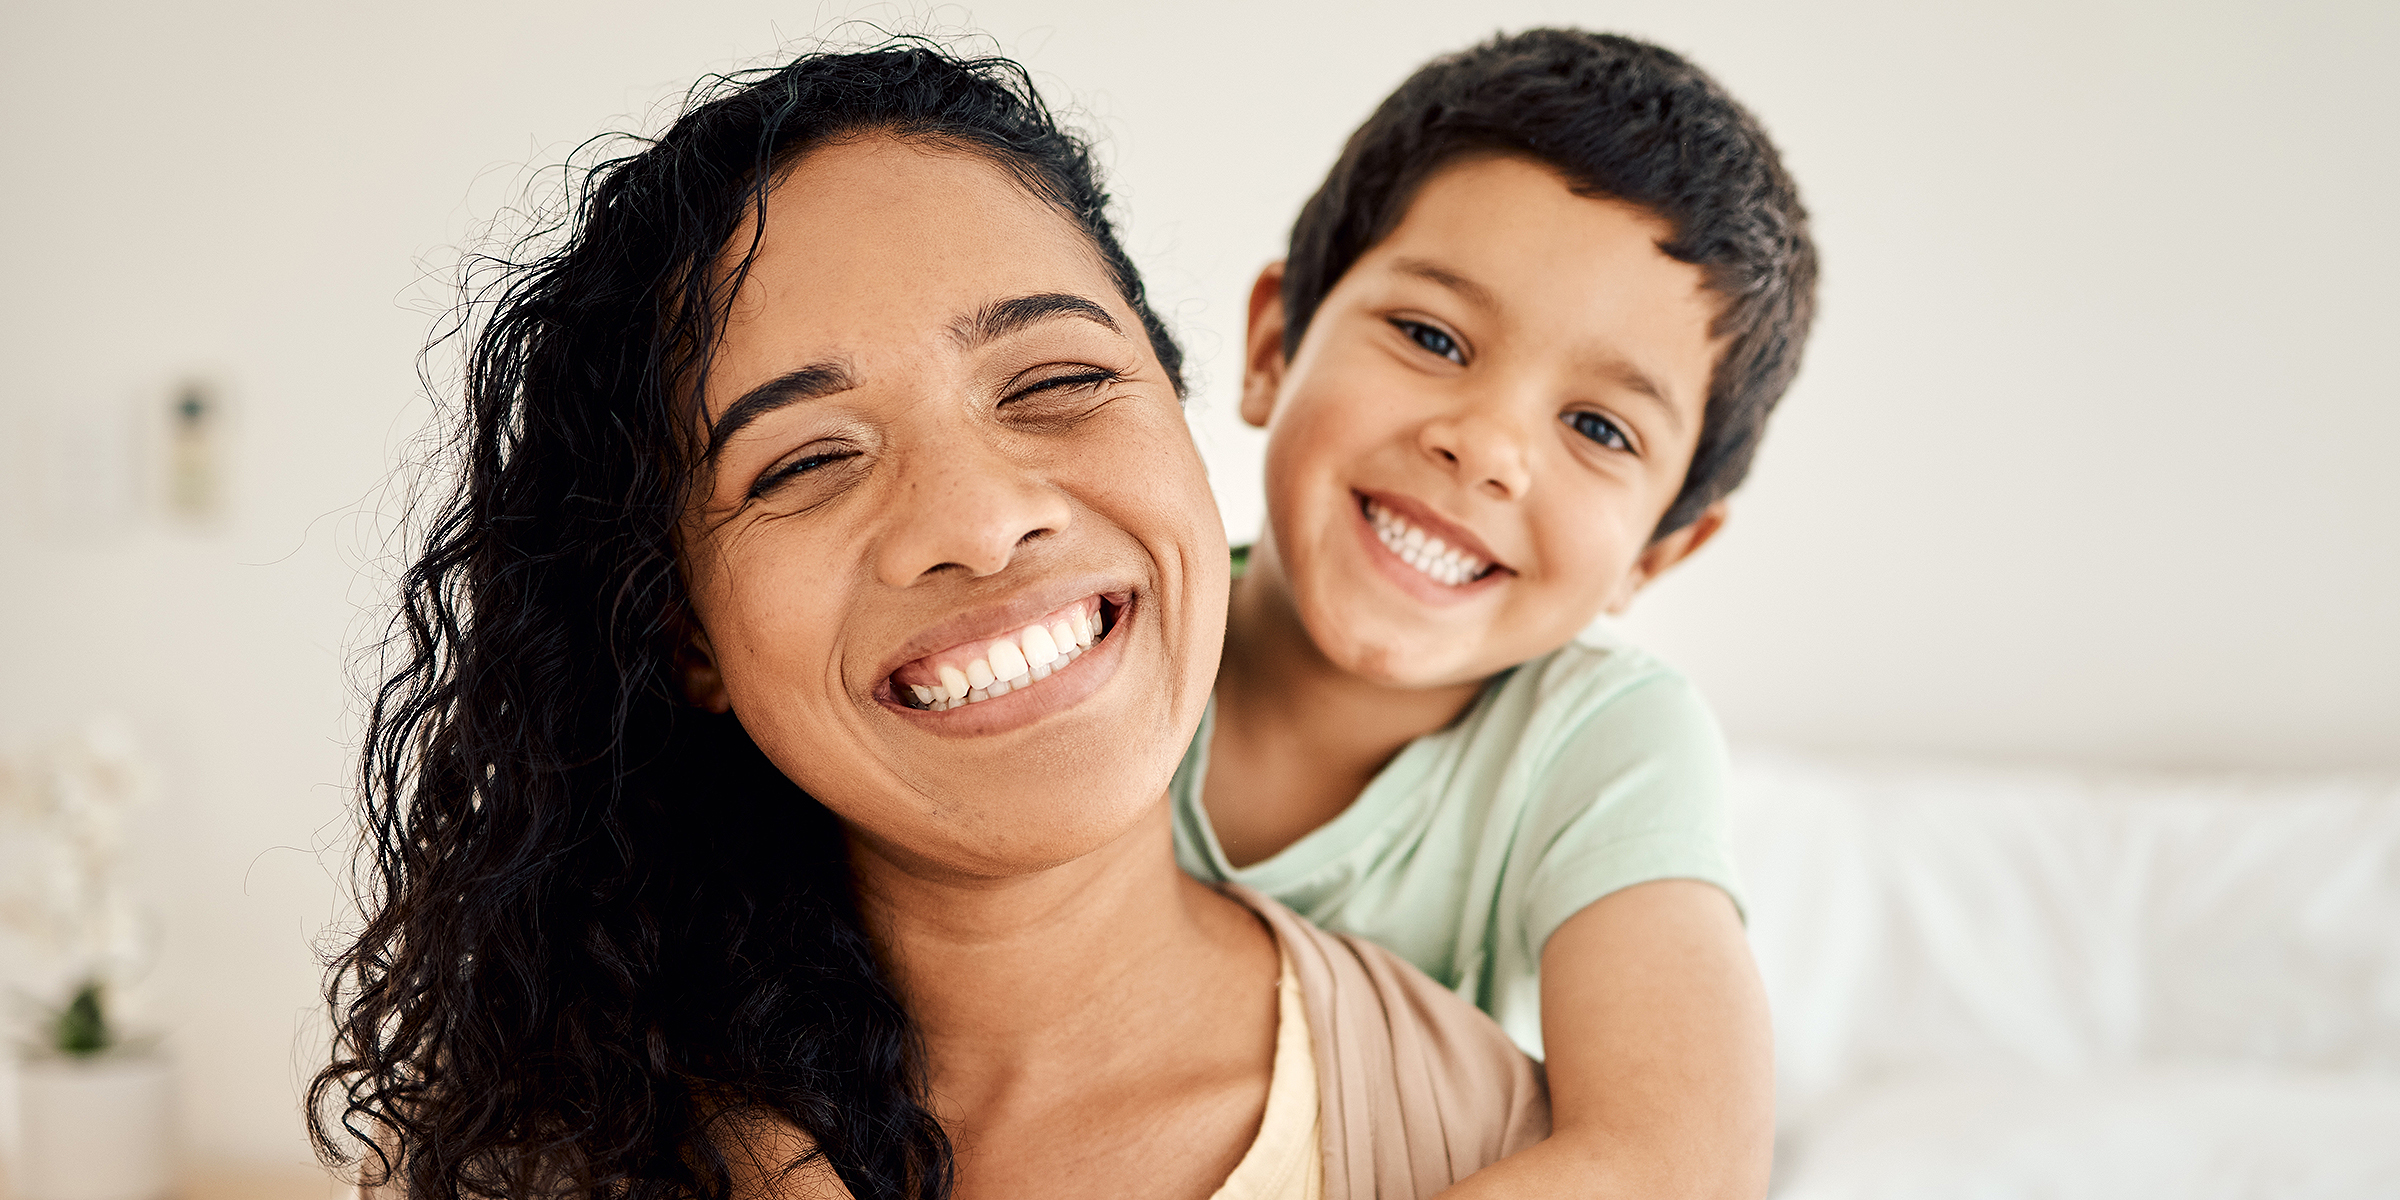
[1204,537,1484,868]
[856,804,1256,1057]
[852,804,1277,1199]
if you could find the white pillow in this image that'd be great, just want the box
[1774,1067,2400,1200]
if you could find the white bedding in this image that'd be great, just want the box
[1729,753,2400,1197]
[1775,1067,2400,1200]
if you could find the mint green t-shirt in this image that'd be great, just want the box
[1171,624,1743,1059]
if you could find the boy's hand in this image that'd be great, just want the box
[1436,879,1773,1199]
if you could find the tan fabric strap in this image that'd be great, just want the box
[1221,883,1551,1200]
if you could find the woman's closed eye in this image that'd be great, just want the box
[1562,410,1633,453]
[742,366,1128,501]
[750,445,862,498]
[1001,365,1131,422]
[1390,318,1465,365]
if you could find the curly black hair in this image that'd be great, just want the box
[1281,28,1817,538]
[311,41,1180,1200]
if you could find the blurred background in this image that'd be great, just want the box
[1,0,2393,1195]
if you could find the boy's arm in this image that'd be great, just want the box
[1436,878,1774,1200]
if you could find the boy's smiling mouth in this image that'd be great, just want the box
[1355,491,1510,591]
[891,595,1120,711]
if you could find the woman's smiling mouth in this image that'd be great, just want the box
[891,595,1122,711]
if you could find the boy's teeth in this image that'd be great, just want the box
[1365,499,1489,588]
[900,599,1109,711]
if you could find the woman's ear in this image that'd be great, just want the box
[674,619,733,713]
[1240,262,1289,429]
[1604,502,1730,615]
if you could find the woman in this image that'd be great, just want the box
[315,43,1544,1200]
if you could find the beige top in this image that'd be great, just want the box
[1208,942,1324,1200]
[1222,883,1551,1200]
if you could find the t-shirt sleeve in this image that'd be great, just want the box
[1516,667,1744,966]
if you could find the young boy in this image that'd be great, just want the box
[1178,29,1817,1197]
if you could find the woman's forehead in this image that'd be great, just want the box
[749,137,1108,308]
[703,136,1127,404]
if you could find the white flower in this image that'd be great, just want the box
[0,717,158,1011]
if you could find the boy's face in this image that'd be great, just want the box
[1242,153,1728,689]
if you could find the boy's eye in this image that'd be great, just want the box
[1562,410,1632,452]
[1392,319,1465,365]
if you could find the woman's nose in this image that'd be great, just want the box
[1417,405,1534,501]
[873,435,1073,586]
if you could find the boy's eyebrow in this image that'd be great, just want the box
[1588,357,1690,435]
[705,361,857,462]
[952,291,1122,348]
[1391,257,1501,313]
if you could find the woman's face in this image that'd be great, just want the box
[678,136,1227,882]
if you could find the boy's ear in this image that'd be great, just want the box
[674,618,733,713]
[1240,262,1289,429]
[1604,502,1730,615]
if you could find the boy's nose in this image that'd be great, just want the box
[873,433,1073,586]
[1417,410,1533,501]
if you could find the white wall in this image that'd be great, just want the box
[1,0,2392,1171]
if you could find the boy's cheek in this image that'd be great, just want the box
[1260,397,1369,526]
[1527,507,1657,626]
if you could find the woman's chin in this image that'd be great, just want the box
[765,620,1198,883]
[849,782,1170,883]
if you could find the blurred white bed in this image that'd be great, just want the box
[1734,752,2400,1199]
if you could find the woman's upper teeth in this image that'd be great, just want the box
[901,602,1104,711]
[1367,499,1488,587]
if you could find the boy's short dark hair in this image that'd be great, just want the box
[1282,29,1817,537]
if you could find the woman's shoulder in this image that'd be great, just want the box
[1221,883,1552,1200]
[348,1125,856,1200]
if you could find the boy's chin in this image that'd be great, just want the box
[1313,616,1499,692]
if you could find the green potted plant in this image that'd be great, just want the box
[0,722,171,1200]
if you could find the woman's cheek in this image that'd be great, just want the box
[709,552,843,712]
[1077,404,1213,540]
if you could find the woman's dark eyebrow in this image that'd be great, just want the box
[703,294,1115,463]
[952,292,1121,348]
[705,361,856,461]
